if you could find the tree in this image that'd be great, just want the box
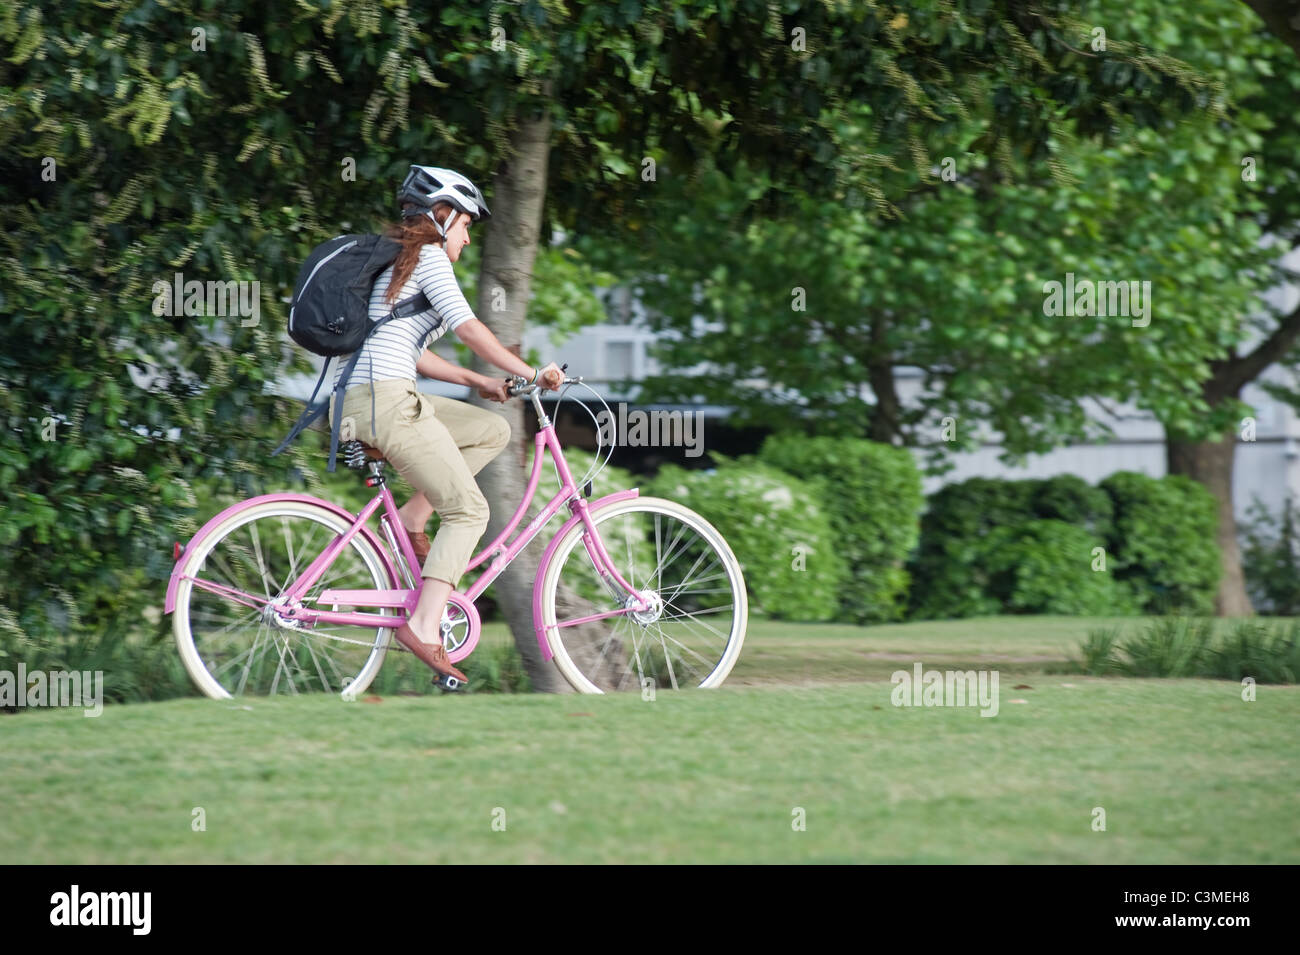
[1145,1,1300,615]
[589,1,1300,618]
[1,0,1233,683]
[1242,0,1300,58]
[448,1,1232,671]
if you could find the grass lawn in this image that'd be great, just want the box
[1,615,1295,863]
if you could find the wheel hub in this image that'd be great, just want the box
[265,596,306,631]
[627,590,663,625]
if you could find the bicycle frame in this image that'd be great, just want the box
[164,389,651,660]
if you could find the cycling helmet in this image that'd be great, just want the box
[397,165,492,238]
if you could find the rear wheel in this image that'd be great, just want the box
[172,499,395,699]
[538,497,747,693]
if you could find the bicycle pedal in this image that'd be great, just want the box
[433,674,467,693]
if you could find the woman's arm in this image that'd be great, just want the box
[453,318,537,380]
[415,348,492,388]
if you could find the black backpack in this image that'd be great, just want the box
[271,234,434,471]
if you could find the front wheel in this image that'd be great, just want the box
[538,497,748,693]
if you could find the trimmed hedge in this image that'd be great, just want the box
[644,454,846,622]
[910,471,1218,619]
[1030,474,1113,540]
[909,478,1038,619]
[1099,471,1220,615]
[758,434,922,623]
[984,519,1137,616]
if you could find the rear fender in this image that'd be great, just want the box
[165,493,398,614]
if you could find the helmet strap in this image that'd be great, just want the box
[426,205,456,239]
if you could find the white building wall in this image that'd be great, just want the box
[900,375,1300,521]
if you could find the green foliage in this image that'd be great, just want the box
[581,2,1285,469]
[0,575,195,709]
[1099,472,1220,614]
[757,433,922,623]
[1210,620,1300,684]
[910,471,1217,619]
[983,520,1136,616]
[644,454,845,621]
[2,0,1285,693]
[1030,475,1114,541]
[459,639,532,694]
[1073,617,1300,684]
[552,446,638,500]
[1076,626,1121,675]
[1240,496,1300,615]
[909,478,1039,619]
[0,0,691,670]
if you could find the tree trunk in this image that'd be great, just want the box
[1242,1,1300,60]
[1166,430,1254,617]
[1159,301,1300,618]
[470,95,572,692]
[867,360,900,444]
[866,317,901,444]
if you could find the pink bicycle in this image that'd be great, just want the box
[164,370,748,696]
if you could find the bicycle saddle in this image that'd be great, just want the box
[337,439,387,469]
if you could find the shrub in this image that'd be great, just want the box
[1099,471,1220,614]
[1075,626,1122,675]
[757,434,922,623]
[1030,474,1113,540]
[983,519,1138,616]
[1240,496,1300,615]
[555,447,639,500]
[908,478,1040,619]
[1070,617,1300,684]
[1209,620,1300,684]
[0,574,196,711]
[1117,616,1214,678]
[460,638,533,694]
[644,454,846,621]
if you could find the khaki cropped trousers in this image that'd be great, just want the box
[330,379,511,588]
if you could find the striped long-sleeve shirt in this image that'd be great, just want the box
[331,242,476,391]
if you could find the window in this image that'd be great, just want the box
[606,341,635,380]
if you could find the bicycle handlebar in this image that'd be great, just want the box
[505,363,576,398]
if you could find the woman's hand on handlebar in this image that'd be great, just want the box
[476,375,510,403]
[505,361,571,396]
[535,361,564,391]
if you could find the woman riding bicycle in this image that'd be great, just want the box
[328,165,564,685]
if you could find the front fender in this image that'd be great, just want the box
[165,493,397,614]
[531,488,641,661]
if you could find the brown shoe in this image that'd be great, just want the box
[395,621,468,684]
[407,530,431,564]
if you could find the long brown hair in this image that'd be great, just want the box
[380,201,460,304]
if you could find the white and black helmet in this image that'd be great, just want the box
[397,165,492,238]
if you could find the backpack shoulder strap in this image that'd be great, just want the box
[272,283,436,470]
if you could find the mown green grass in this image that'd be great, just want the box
[2,616,1295,863]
